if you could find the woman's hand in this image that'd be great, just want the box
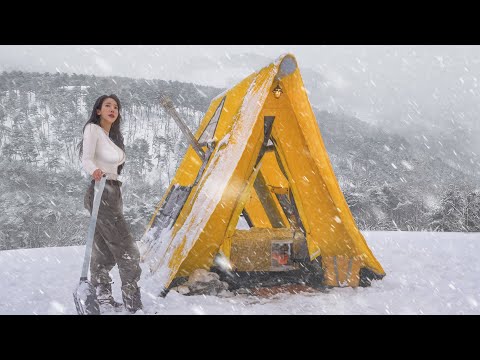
[92,169,104,181]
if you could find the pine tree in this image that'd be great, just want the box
[0,106,6,147]
[431,185,467,231]
[10,112,26,161]
[21,118,39,164]
[46,140,63,173]
[125,139,153,178]
[465,190,480,232]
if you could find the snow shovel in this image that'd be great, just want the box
[73,175,107,315]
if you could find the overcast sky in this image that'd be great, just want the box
[1,45,478,85]
[1,45,479,134]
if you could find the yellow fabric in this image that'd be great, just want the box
[141,54,385,290]
[174,69,274,278]
[281,68,384,274]
[323,256,362,287]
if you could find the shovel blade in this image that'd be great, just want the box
[73,279,100,315]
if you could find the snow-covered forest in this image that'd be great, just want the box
[0,70,479,252]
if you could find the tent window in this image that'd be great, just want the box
[152,185,192,232]
[198,96,226,143]
[271,241,294,270]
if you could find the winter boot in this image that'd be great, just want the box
[96,283,123,313]
[121,284,143,314]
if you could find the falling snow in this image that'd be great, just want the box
[0,45,479,315]
[401,161,413,170]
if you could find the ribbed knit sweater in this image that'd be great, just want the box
[81,123,125,180]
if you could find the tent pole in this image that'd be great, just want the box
[160,95,205,160]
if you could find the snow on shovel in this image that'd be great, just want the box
[73,175,107,315]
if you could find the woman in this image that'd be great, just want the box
[78,94,143,314]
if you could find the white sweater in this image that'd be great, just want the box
[81,123,125,180]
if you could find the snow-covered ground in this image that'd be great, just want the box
[0,231,479,315]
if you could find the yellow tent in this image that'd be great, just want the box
[140,54,385,294]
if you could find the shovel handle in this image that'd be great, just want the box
[80,176,107,279]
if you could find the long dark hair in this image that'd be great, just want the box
[77,94,126,175]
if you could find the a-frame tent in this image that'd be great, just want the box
[140,54,385,294]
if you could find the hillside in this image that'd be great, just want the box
[0,70,479,251]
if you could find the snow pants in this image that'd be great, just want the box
[84,179,142,308]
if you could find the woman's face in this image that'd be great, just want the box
[97,97,119,125]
